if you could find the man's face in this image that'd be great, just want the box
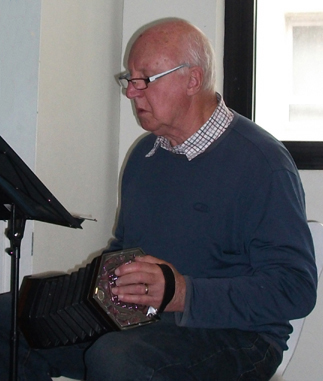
[126,36,190,139]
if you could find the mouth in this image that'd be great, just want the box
[135,107,147,116]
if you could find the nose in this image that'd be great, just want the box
[126,82,143,99]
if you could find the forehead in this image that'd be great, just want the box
[128,29,180,71]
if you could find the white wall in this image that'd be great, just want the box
[32,0,123,274]
[0,0,41,291]
[0,1,124,290]
[300,171,323,223]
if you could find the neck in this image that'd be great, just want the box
[166,93,218,146]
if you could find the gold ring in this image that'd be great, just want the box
[144,283,149,295]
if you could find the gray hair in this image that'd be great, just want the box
[181,25,217,93]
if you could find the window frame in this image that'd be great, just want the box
[223,0,323,169]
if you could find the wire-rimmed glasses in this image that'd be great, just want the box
[118,64,188,90]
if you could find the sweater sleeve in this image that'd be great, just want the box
[175,169,317,331]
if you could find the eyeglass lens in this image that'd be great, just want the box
[120,78,147,90]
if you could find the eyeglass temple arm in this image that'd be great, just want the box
[149,65,186,83]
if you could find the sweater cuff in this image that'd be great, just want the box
[175,275,192,326]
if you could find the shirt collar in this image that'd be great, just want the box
[145,93,233,161]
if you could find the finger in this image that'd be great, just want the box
[111,292,154,306]
[115,260,152,276]
[111,282,148,296]
[114,270,154,287]
[135,255,164,264]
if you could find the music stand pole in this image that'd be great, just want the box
[6,204,26,381]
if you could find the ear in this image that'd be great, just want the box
[186,66,203,95]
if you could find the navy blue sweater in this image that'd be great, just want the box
[109,112,317,351]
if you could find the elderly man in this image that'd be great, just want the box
[0,18,317,381]
[85,18,317,380]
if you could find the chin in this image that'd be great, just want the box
[139,120,159,134]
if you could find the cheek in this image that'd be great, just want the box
[149,89,183,119]
[147,93,168,117]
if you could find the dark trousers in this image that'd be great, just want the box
[0,293,282,380]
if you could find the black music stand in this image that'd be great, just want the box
[0,136,84,381]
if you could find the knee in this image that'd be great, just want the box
[84,334,115,374]
[84,333,152,381]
